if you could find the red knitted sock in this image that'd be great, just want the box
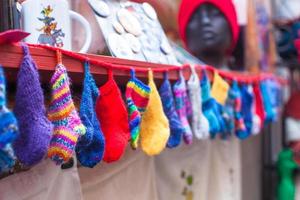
[96,70,130,163]
[253,83,265,128]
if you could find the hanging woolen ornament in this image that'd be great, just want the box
[14,44,52,167]
[96,70,130,163]
[0,65,18,149]
[47,62,86,165]
[125,69,150,149]
[173,71,193,144]
[76,62,105,168]
[159,72,185,148]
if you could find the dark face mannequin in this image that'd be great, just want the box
[186,3,232,68]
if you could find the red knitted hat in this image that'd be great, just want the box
[178,0,240,52]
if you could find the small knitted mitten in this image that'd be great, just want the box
[0,65,18,149]
[96,70,130,163]
[260,81,276,124]
[200,70,221,137]
[230,81,247,140]
[76,62,105,168]
[140,70,170,156]
[14,44,52,167]
[159,73,184,148]
[173,71,193,144]
[253,83,265,128]
[48,63,86,165]
[211,72,230,105]
[187,65,209,140]
[125,69,150,149]
[240,85,253,138]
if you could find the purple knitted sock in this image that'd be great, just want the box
[13,44,52,167]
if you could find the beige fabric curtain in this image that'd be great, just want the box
[0,158,82,200]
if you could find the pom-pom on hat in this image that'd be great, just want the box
[178,0,240,52]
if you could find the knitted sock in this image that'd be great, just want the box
[223,85,236,135]
[75,62,105,168]
[125,69,150,149]
[96,70,130,163]
[187,65,209,140]
[230,81,247,139]
[140,70,170,156]
[159,73,185,148]
[240,85,253,138]
[253,83,265,128]
[250,85,261,135]
[173,71,193,144]
[260,81,275,124]
[211,72,230,105]
[48,63,86,165]
[0,144,15,172]
[14,44,52,167]
[200,70,220,137]
[0,65,18,149]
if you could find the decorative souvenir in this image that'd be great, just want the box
[88,0,110,18]
[21,0,92,53]
[117,8,142,36]
[142,2,157,20]
[108,33,133,59]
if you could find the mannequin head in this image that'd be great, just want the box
[178,0,239,68]
[185,3,231,65]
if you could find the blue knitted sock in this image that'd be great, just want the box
[201,70,221,137]
[0,66,18,149]
[240,85,253,138]
[0,144,15,172]
[159,73,184,148]
[76,62,105,168]
[260,81,275,124]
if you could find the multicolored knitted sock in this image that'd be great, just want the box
[96,70,130,163]
[187,65,209,140]
[76,62,105,168]
[14,44,52,167]
[200,70,221,137]
[173,71,193,144]
[249,85,261,135]
[0,65,18,149]
[140,70,170,156]
[230,81,247,139]
[253,83,265,128]
[125,69,150,149]
[48,63,86,165]
[159,73,185,148]
[240,85,253,138]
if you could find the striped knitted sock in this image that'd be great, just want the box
[125,69,150,149]
[173,72,193,145]
[48,64,86,165]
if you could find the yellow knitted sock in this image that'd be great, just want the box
[140,70,170,156]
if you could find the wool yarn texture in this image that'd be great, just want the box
[211,72,230,105]
[173,71,193,144]
[200,70,222,137]
[240,85,253,138]
[229,81,247,140]
[125,69,150,149]
[14,44,52,167]
[48,63,86,165]
[0,144,15,172]
[0,65,18,149]
[159,73,185,148]
[96,70,130,163]
[260,81,275,124]
[140,70,170,156]
[253,83,266,128]
[76,62,105,168]
[187,65,209,140]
